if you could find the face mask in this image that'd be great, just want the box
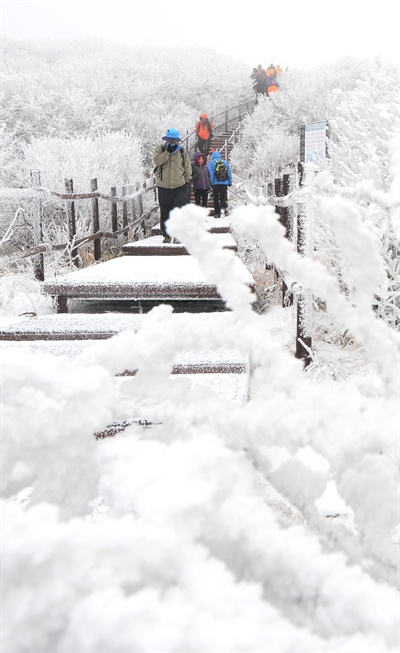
[166,142,179,153]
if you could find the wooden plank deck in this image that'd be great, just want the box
[41,256,255,313]
[122,234,237,256]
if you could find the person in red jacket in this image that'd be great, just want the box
[195,113,213,157]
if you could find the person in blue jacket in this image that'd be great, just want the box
[208,151,232,218]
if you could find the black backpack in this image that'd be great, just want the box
[214,158,228,182]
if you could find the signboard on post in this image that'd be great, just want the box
[300,121,327,167]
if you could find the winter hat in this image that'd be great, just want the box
[162,128,182,141]
[199,113,208,119]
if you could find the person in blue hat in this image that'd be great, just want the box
[153,128,192,242]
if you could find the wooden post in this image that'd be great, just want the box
[136,181,143,216]
[282,173,294,241]
[122,185,128,234]
[91,178,101,261]
[128,183,137,223]
[56,295,68,314]
[30,170,44,281]
[65,178,78,267]
[295,162,312,367]
[282,173,294,306]
[111,186,118,233]
[224,140,228,161]
[274,177,283,223]
[274,178,287,305]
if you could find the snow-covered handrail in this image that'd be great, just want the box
[0,183,156,203]
[184,96,256,152]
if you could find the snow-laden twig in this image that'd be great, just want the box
[0,207,24,248]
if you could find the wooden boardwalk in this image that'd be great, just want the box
[40,213,254,314]
[2,208,255,409]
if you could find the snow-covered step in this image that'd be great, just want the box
[122,233,237,256]
[0,311,240,341]
[0,339,249,375]
[151,217,231,236]
[41,256,255,313]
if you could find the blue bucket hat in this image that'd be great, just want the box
[162,128,181,141]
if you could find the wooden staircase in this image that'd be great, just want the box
[211,131,236,159]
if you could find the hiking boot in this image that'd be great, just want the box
[163,236,171,243]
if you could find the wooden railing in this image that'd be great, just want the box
[0,173,159,280]
[243,164,313,367]
[184,96,256,153]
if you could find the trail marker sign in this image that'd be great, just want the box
[300,122,327,167]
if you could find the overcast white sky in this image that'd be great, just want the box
[1,0,400,70]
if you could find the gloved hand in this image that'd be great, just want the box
[167,142,178,153]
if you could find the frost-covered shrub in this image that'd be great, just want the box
[20,129,144,192]
[1,219,399,650]
[1,38,253,175]
[231,57,372,180]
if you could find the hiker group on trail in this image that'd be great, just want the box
[153,121,232,240]
[251,63,282,97]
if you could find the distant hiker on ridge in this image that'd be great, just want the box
[266,63,277,79]
[153,128,192,243]
[253,64,267,96]
[267,76,280,96]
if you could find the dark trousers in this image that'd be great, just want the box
[196,137,211,157]
[212,184,228,216]
[157,184,189,237]
[194,189,209,207]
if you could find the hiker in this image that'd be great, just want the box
[266,76,280,96]
[153,128,192,242]
[208,151,232,218]
[195,113,213,157]
[275,64,283,76]
[266,63,277,79]
[192,152,211,208]
[253,64,267,96]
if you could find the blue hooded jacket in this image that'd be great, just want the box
[208,151,232,186]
